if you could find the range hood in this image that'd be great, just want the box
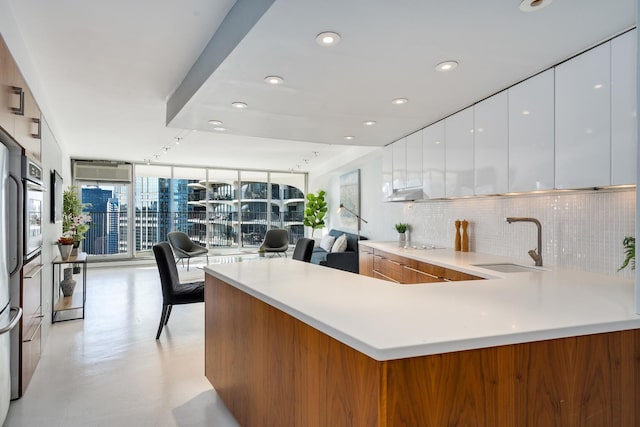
[386,188,425,202]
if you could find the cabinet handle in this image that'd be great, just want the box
[9,86,24,116]
[8,173,23,278]
[30,118,41,138]
[403,266,440,280]
[23,318,42,343]
[387,259,403,266]
[24,263,44,278]
[373,270,400,283]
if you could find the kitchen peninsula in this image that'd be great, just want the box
[204,249,640,426]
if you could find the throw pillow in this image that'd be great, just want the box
[319,235,336,252]
[331,234,348,253]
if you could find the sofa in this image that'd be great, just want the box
[310,229,366,274]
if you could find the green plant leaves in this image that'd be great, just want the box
[619,236,635,271]
[304,190,327,230]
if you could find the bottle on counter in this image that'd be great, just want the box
[461,220,469,252]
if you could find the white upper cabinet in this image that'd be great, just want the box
[422,120,445,198]
[392,137,407,190]
[382,145,393,200]
[555,42,611,189]
[405,131,422,188]
[445,107,474,197]
[508,69,555,192]
[611,29,637,185]
[474,91,508,195]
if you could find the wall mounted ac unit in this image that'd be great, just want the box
[73,161,132,183]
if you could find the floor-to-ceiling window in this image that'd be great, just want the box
[134,165,172,253]
[78,183,130,256]
[271,172,306,244]
[172,167,207,246]
[74,162,306,258]
[206,169,239,248]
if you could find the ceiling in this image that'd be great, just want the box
[5,0,636,174]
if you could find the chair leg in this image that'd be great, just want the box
[205,254,209,265]
[164,305,172,325]
[156,304,170,339]
[187,258,190,271]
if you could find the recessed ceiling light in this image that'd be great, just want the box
[213,127,226,132]
[522,110,530,115]
[344,136,355,140]
[232,102,248,109]
[593,83,603,89]
[519,0,553,12]
[316,31,341,46]
[363,120,377,126]
[391,98,408,105]
[208,120,223,126]
[435,61,458,72]
[264,75,284,85]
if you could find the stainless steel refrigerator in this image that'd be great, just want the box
[0,142,22,425]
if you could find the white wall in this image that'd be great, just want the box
[310,149,636,279]
[39,118,66,345]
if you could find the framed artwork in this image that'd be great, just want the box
[51,170,63,223]
[338,169,361,231]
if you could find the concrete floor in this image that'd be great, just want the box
[5,262,240,427]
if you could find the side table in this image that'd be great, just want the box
[52,252,88,323]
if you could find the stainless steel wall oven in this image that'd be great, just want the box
[22,157,43,260]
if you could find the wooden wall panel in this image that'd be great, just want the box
[205,275,383,427]
[385,330,640,427]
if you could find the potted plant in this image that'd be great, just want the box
[618,236,635,271]
[57,235,74,260]
[63,186,92,253]
[395,223,409,246]
[303,190,327,238]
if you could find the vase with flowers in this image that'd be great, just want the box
[62,186,92,256]
[57,235,74,260]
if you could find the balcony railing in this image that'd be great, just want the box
[83,210,305,256]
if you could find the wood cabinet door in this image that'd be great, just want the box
[402,264,443,284]
[0,36,16,136]
[359,248,374,277]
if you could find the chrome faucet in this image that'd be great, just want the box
[505,217,543,267]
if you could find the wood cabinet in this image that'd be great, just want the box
[358,246,374,278]
[207,273,640,427]
[0,34,41,160]
[508,69,555,192]
[0,35,18,137]
[555,42,611,189]
[361,247,484,284]
[19,254,43,397]
[422,120,445,198]
[445,107,474,197]
[474,91,508,195]
[611,29,637,185]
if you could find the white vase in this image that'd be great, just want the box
[398,232,406,247]
[58,244,73,260]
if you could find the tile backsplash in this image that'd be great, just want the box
[401,188,636,278]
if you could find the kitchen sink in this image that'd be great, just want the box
[472,263,547,273]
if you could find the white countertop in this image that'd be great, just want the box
[204,243,640,361]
